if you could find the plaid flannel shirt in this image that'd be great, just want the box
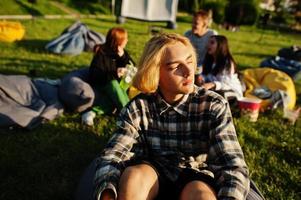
[94,86,250,200]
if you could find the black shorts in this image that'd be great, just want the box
[124,159,217,200]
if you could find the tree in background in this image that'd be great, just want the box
[202,0,226,24]
[280,0,301,29]
[178,0,201,13]
[258,0,301,31]
[178,0,259,26]
[293,0,301,30]
[271,0,290,23]
[224,0,259,26]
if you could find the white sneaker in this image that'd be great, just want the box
[81,111,96,126]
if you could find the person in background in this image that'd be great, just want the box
[184,9,218,75]
[197,35,244,100]
[82,27,135,126]
[89,33,263,200]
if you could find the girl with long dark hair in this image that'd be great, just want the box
[196,35,243,99]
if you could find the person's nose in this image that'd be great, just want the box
[182,63,193,78]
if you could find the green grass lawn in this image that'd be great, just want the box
[0,0,67,15]
[0,0,111,16]
[0,13,300,200]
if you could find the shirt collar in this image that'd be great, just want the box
[155,89,196,117]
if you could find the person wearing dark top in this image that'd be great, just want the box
[82,27,135,126]
[89,40,133,86]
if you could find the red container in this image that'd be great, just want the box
[238,97,262,122]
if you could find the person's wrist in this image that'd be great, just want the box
[100,189,116,200]
[212,82,216,89]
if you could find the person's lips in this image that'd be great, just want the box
[183,79,193,86]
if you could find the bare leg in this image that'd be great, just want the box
[118,164,159,200]
[180,180,217,200]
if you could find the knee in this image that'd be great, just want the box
[118,164,159,200]
[120,165,146,183]
[119,164,158,188]
[121,164,158,181]
[180,181,217,200]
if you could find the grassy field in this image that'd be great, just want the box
[0,0,67,15]
[0,5,301,200]
[0,0,111,16]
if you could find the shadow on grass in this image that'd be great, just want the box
[15,0,43,16]
[16,39,49,53]
[257,23,301,34]
[0,56,86,78]
[227,33,290,48]
[0,117,112,200]
[90,16,116,24]
[68,1,111,15]
[83,20,113,31]
[234,52,273,59]
[236,64,259,71]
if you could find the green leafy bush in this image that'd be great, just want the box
[203,1,226,24]
[178,0,200,13]
[224,1,259,25]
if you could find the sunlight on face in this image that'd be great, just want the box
[119,33,128,49]
[159,42,195,104]
[192,16,208,36]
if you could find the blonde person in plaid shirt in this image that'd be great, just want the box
[76,33,264,200]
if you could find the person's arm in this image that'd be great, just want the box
[205,62,243,98]
[212,73,243,98]
[94,104,141,200]
[207,98,250,199]
[199,74,217,90]
[116,50,135,78]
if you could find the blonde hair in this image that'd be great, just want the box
[132,33,197,93]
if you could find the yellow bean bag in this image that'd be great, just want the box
[242,67,296,110]
[0,21,25,42]
[128,86,141,99]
